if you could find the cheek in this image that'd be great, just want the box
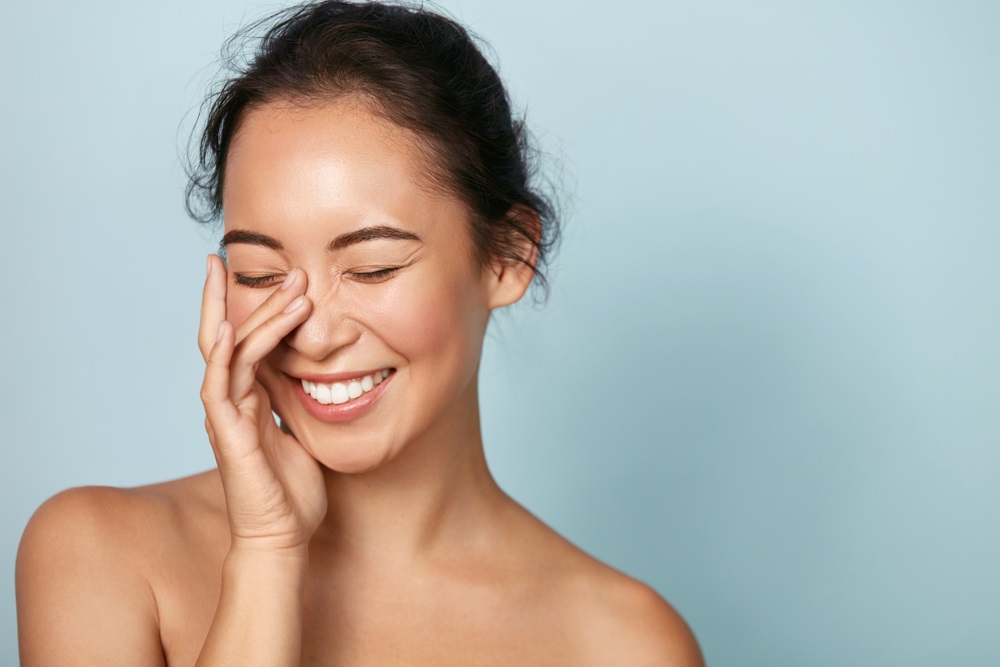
[371,271,486,364]
[226,282,271,329]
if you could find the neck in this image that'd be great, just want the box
[311,378,505,567]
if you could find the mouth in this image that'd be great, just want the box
[299,369,393,406]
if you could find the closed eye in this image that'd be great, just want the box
[233,267,401,287]
[349,267,400,282]
[234,274,283,288]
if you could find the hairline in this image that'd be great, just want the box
[221,90,492,269]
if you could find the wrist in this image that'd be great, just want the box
[228,536,311,562]
[197,540,307,666]
[224,542,309,589]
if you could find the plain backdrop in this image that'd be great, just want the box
[2,1,998,664]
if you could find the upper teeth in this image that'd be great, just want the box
[301,369,390,405]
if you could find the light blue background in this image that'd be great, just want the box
[2,1,998,664]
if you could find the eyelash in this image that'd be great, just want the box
[351,267,403,282]
[233,267,401,288]
[234,274,280,287]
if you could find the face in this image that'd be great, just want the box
[222,99,521,473]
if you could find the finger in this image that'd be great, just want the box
[198,254,228,362]
[233,268,308,347]
[200,320,241,445]
[229,295,313,400]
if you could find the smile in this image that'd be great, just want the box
[300,369,391,405]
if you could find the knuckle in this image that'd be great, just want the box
[199,380,217,405]
[230,342,258,370]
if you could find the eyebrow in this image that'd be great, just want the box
[328,225,421,250]
[220,225,422,252]
[219,230,282,251]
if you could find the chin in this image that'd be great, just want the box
[314,446,393,475]
[293,425,403,476]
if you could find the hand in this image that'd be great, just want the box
[198,254,328,555]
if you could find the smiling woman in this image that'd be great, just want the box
[218,101,507,474]
[15,2,702,665]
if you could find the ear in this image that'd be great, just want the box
[484,205,541,309]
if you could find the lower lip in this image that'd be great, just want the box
[288,372,394,423]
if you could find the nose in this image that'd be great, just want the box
[283,280,362,362]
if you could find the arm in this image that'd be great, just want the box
[193,255,326,666]
[16,487,166,667]
[194,547,308,666]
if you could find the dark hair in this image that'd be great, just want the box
[186,0,559,296]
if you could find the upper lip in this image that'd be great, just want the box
[285,368,393,383]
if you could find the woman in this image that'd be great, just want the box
[16,1,703,664]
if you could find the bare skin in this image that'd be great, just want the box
[16,100,703,667]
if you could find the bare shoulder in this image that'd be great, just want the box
[18,471,224,570]
[16,471,224,666]
[506,505,704,666]
[572,565,705,667]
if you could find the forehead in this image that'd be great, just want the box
[222,99,464,240]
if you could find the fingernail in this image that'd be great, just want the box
[206,255,212,277]
[283,296,305,313]
[281,270,296,290]
[216,321,226,341]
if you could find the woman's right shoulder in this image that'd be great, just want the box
[15,471,225,666]
[19,470,226,558]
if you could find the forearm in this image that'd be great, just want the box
[195,547,308,666]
